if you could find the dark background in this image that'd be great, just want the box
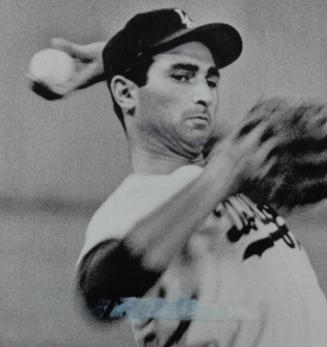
[1,0,326,346]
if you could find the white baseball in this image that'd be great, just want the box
[28,48,75,86]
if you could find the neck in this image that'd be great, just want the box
[129,144,205,175]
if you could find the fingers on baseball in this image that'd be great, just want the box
[51,38,90,60]
[51,38,76,53]
[51,38,104,61]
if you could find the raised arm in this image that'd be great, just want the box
[28,39,106,99]
[77,115,277,320]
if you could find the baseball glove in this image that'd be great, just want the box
[240,97,327,210]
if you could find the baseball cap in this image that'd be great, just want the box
[103,8,242,80]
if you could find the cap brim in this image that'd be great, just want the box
[151,23,242,69]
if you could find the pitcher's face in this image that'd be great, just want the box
[136,41,220,157]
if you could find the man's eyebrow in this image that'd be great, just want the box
[207,67,220,78]
[169,63,199,73]
[168,64,220,78]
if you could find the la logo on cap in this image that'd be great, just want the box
[174,9,194,28]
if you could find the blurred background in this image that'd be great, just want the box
[0,0,326,346]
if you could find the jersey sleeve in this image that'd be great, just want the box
[76,165,203,268]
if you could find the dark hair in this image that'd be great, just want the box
[105,54,154,131]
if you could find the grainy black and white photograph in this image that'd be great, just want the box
[1,0,327,346]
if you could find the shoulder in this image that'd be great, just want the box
[76,165,203,266]
[76,175,135,266]
[89,165,203,234]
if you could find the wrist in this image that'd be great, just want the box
[202,154,237,200]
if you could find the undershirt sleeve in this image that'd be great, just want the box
[77,238,161,321]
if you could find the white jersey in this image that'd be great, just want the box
[77,165,327,347]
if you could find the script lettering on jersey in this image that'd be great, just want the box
[221,195,298,260]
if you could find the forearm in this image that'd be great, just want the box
[123,157,234,272]
[79,116,275,308]
[29,40,107,99]
[78,158,234,317]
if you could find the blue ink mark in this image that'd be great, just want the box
[106,298,258,321]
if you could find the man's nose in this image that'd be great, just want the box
[193,80,214,107]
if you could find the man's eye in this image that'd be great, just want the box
[207,80,218,88]
[171,74,189,82]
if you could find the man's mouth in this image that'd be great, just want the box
[187,114,210,124]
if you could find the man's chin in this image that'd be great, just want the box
[180,137,209,159]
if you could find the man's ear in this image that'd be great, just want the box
[110,75,138,113]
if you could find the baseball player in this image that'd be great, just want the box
[32,8,327,347]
